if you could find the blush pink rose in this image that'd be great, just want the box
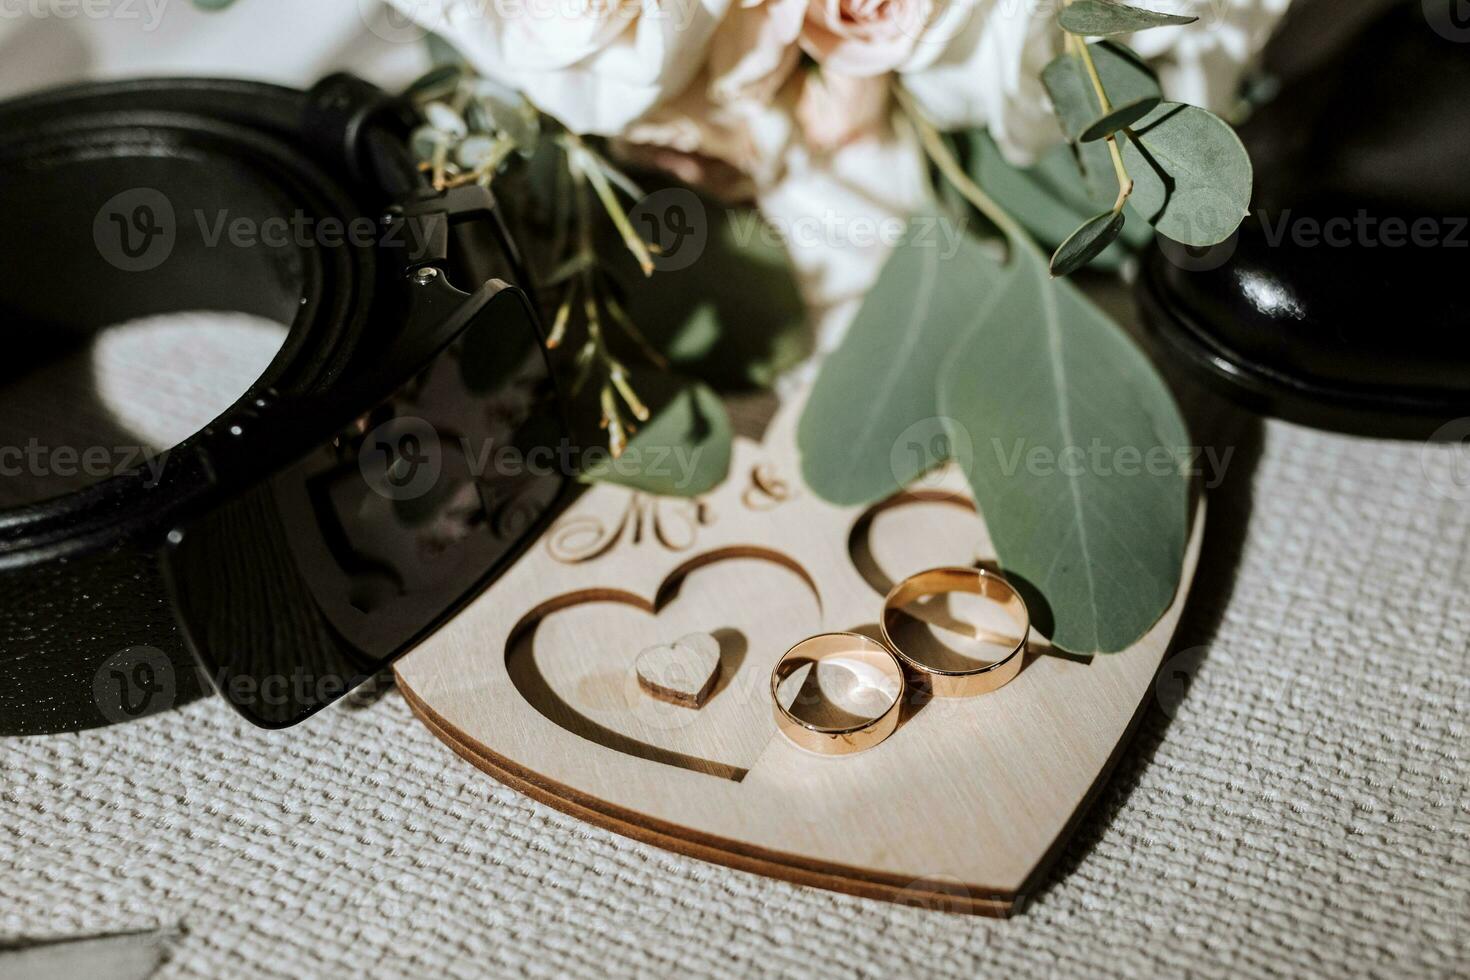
[621,73,799,191]
[800,0,936,76]
[795,70,891,152]
[707,0,809,104]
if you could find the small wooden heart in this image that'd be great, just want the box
[636,633,722,708]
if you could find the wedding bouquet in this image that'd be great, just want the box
[384,0,1286,259]
[338,0,1288,652]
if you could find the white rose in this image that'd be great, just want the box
[759,128,932,391]
[385,0,734,135]
[760,126,929,309]
[898,0,1060,164]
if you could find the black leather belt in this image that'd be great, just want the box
[0,75,567,734]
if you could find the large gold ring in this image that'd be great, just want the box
[770,633,904,756]
[881,566,1030,698]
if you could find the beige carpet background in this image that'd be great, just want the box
[4,399,1468,978]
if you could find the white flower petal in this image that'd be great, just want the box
[387,0,734,135]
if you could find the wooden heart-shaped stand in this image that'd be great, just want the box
[396,390,1203,916]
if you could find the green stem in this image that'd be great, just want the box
[1105,139,1133,213]
[604,292,670,371]
[565,133,655,277]
[609,365,650,422]
[1067,33,1134,213]
[558,130,658,455]
[897,89,1031,249]
[600,384,628,458]
[1069,32,1113,113]
[545,275,577,349]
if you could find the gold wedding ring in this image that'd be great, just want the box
[770,633,904,756]
[881,567,1030,698]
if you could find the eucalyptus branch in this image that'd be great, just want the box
[1066,32,1134,214]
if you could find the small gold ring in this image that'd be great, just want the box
[770,633,904,756]
[881,567,1030,698]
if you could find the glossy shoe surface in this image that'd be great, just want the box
[1137,1,1470,437]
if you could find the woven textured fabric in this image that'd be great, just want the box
[3,409,1469,978]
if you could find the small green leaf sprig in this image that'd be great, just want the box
[906,0,1254,277]
[1041,0,1254,275]
[401,61,667,459]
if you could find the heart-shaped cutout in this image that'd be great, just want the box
[503,548,821,782]
[637,633,723,708]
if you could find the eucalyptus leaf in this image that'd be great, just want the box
[190,0,237,8]
[798,221,1006,506]
[1042,42,1161,143]
[582,379,731,496]
[964,133,1099,250]
[1080,104,1153,144]
[1050,211,1126,276]
[1059,0,1198,36]
[604,182,808,389]
[1073,139,1123,210]
[937,237,1189,653]
[1121,101,1253,247]
[964,133,1148,266]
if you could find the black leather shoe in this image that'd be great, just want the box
[1136,1,1470,438]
